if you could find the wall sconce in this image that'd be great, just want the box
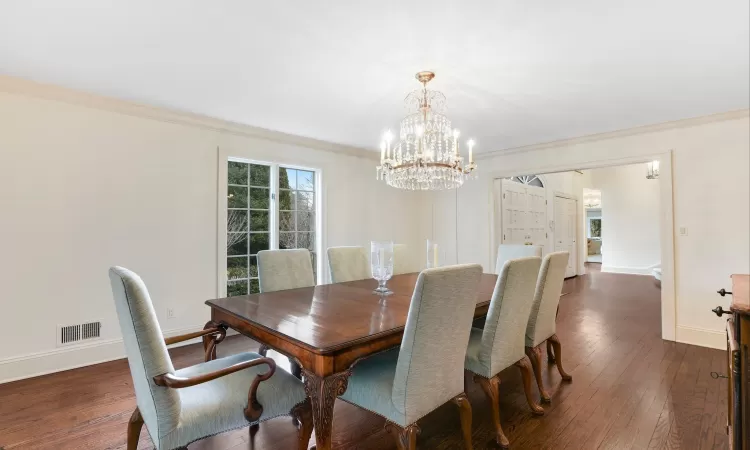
[646,160,660,179]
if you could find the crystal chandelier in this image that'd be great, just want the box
[376,71,477,190]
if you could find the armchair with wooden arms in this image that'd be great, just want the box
[109,266,313,450]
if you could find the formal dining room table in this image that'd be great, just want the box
[205,272,498,450]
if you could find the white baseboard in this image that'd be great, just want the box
[601,265,654,275]
[676,325,725,350]
[0,325,205,385]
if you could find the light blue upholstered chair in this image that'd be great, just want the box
[524,251,572,402]
[495,244,543,274]
[327,246,370,283]
[339,264,483,449]
[464,256,543,448]
[109,267,312,450]
[256,249,315,378]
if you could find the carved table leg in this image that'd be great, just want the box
[303,369,351,450]
[525,345,551,403]
[515,356,545,415]
[548,334,572,381]
[452,393,473,450]
[202,320,226,362]
[386,422,420,450]
[126,407,143,450]
[474,374,509,448]
[291,398,314,450]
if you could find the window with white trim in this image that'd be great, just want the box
[226,159,319,296]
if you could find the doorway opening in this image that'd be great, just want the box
[494,161,663,284]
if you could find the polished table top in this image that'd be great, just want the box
[206,272,498,355]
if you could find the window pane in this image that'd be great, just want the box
[250,188,270,209]
[297,211,314,231]
[227,233,248,255]
[297,192,314,211]
[227,209,248,233]
[228,161,248,185]
[249,164,270,187]
[249,233,269,254]
[249,255,258,277]
[251,210,269,231]
[279,189,295,210]
[249,279,260,294]
[227,256,248,280]
[298,232,314,251]
[228,186,248,208]
[279,232,296,250]
[227,280,248,297]
[297,170,314,191]
[280,211,295,232]
[279,168,297,190]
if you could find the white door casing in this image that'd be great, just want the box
[554,195,578,278]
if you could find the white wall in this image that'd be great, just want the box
[430,111,750,349]
[0,77,427,383]
[586,164,661,274]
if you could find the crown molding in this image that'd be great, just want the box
[0,75,379,161]
[477,108,750,160]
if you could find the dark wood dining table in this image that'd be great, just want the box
[205,272,498,450]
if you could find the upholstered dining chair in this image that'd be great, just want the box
[327,246,370,283]
[257,248,315,293]
[495,244,543,274]
[393,244,411,275]
[525,251,572,402]
[108,267,312,450]
[338,264,483,450]
[256,249,315,378]
[464,256,544,448]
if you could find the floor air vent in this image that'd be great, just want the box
[57,321,102,346]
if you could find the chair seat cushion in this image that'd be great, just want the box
[160,352,306,450]
[339,348,407,426]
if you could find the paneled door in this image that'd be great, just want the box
[554,195,578,278]
[497,178,547,250]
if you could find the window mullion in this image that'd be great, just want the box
[271,164,279,250]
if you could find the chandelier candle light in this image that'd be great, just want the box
[377,71,478,190]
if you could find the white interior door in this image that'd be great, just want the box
[554,195,578,277]
[499,179,547,250]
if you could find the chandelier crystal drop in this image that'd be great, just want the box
[377,71,478,190]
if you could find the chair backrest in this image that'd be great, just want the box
[257,249,315,293]
[109,267,179,449]
[393,244,411,275]
[327,246,370,283]
[478,257,542,375]
[495,244,542,274]
[526,252,569,347]
[391,264,483,424]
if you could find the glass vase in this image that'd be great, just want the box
[426,239,444,269]
[371,241,394,295]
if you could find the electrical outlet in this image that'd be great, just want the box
[679,227,688,236]
[167,308,175,319]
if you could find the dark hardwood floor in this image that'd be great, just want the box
[0,271,727,449]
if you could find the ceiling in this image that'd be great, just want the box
[1,1,748,152]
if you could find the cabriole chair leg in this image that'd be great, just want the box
[126,407,143,450]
